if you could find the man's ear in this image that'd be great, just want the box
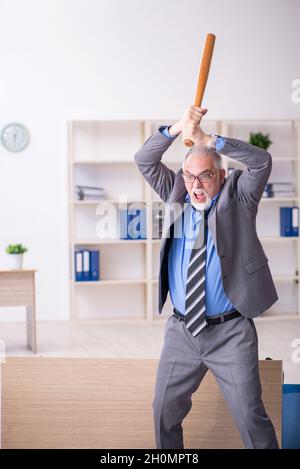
[220,168,226,184]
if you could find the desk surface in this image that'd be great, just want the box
[0,269,37,273]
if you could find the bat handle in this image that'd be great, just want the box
[184,138,195,147]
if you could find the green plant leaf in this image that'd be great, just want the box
[5,243,28,254]
[249,132,272,150]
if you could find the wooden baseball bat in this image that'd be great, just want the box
[184,33,216,147]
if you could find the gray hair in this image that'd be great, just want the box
[182,144,223,171]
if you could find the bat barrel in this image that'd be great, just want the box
[194,33,215,107]
[184,33,216,148]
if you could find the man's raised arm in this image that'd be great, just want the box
[134,106,208,202]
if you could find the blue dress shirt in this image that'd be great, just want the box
[160,126,235,316]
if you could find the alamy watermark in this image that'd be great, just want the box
[291,338,300,364]
[94,196,204,250]
[291,79,300,104]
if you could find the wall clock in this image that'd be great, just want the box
[1,123,30,152]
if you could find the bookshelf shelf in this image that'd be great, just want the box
[260,236,299,242]
[272,158,298,162]
[255,314,299,321]
[73,278,147,286]
[73,239,147,245]
[151,275,300,284]
[261,198,298,202]
[273,275,299,281]
[73,160,137,165]
[68,119,300,321]
[73,199,147,205]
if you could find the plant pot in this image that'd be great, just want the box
[8,253,23,270]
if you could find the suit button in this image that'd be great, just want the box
[221,255,226,259]
[223,275,228,280]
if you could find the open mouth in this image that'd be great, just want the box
[193,192,207,202]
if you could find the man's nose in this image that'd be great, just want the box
[193,178,203,188]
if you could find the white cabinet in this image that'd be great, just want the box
[68,119,300,321]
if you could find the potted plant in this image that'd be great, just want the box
[249,132,272,150]
[5,243,28,270]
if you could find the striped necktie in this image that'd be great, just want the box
[184,209,208,337]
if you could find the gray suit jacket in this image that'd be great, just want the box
[134,127,279,318]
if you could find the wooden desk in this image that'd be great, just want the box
[0,269,37,353]
[1,358,282,448]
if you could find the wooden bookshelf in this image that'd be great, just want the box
[68,119,300,321]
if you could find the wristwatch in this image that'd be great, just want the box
[209,134,219,150]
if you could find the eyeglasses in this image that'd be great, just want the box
[182,171,217,184]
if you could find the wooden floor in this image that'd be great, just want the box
[0,316,299,383]
[1,357,282,449]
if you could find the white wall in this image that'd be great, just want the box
[0,0,299,321]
